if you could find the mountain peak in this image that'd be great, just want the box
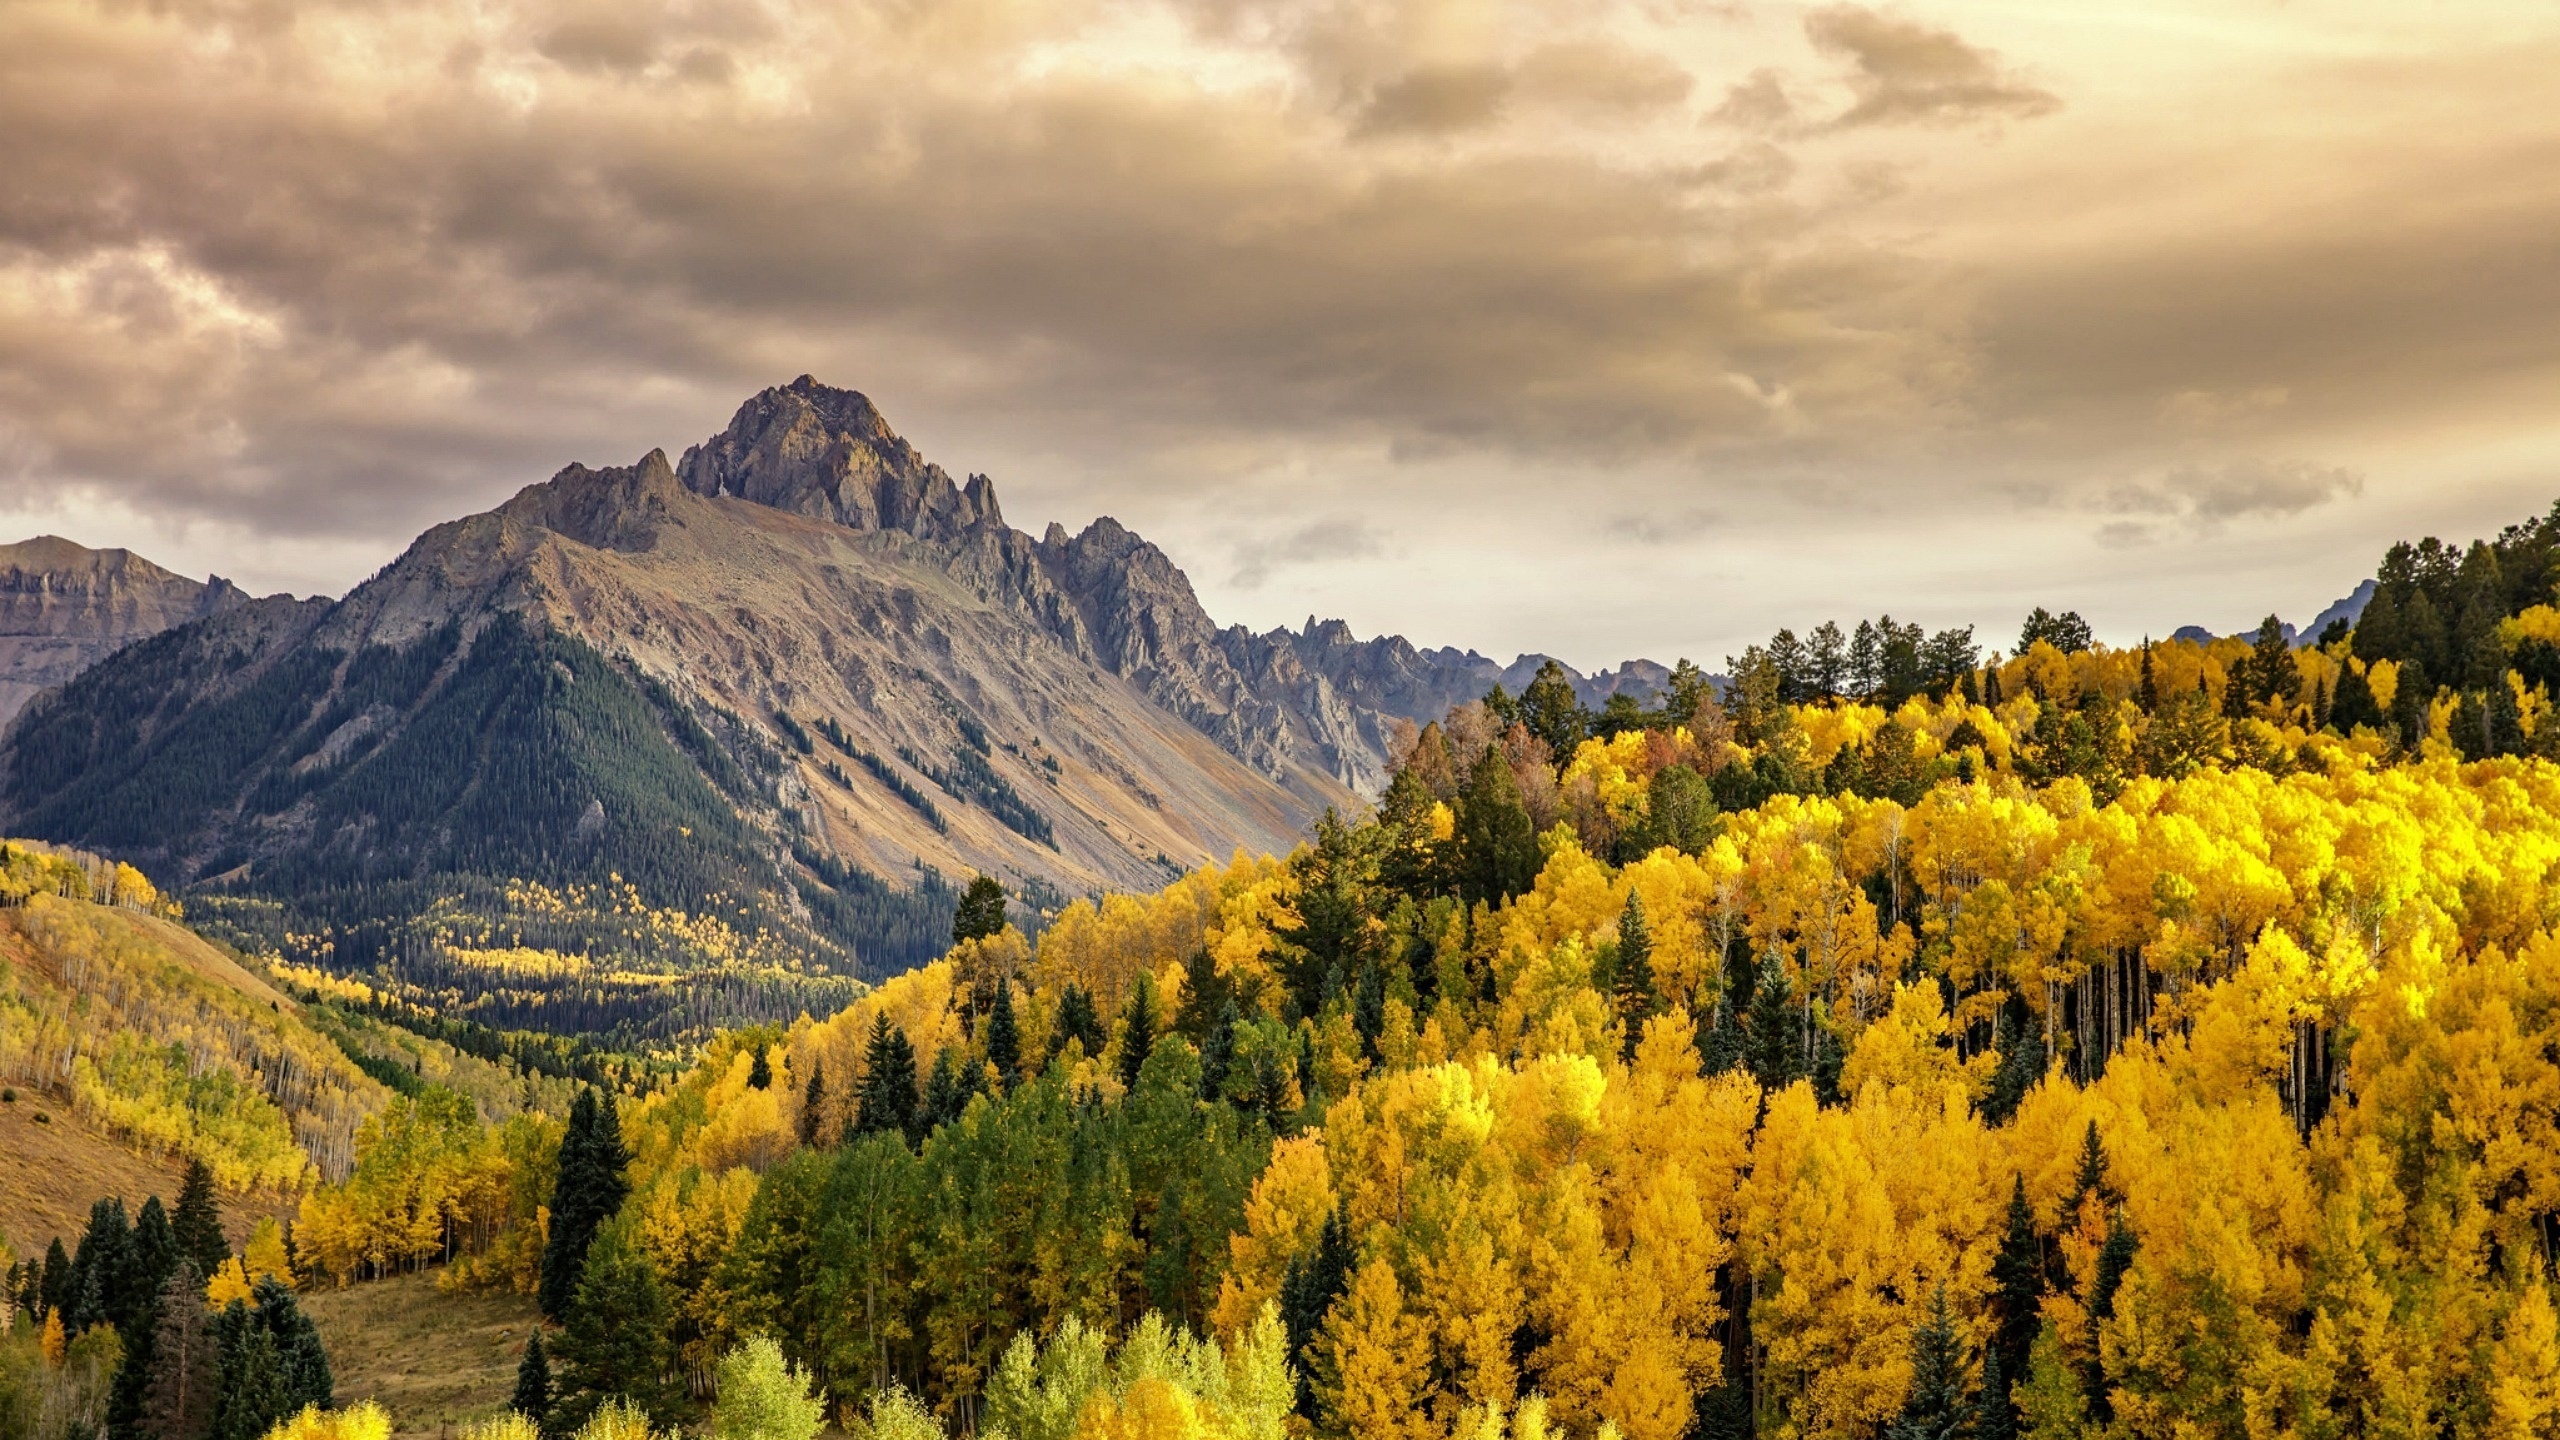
[677,376,999,544]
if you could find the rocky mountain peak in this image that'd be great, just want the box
[0,535,254,729]
[677,376,1001,544]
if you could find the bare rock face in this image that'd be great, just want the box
[0,537,248,729]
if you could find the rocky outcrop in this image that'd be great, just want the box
[0,537,251,729]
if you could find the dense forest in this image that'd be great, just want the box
[18,507,2560,1440]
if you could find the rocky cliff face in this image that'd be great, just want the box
[0,537,248,729]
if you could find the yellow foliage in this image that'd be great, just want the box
[258,1402,393,1440]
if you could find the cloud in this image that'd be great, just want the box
[1607,508,1721,545]
[1804,5,2059,129]
[1230,517,1389,589]
[2094,459,2365,543]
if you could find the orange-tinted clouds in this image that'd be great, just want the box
[1,0,2554,662]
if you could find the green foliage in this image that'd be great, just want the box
[553,1218,673,1430]
[542,1091,633,1320]
[953,878,1007,946]
[1888,1289,1971,1440]
[707,1337,824,1440]
[513,1329,554,1435]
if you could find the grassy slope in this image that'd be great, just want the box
[0,1095,293,1258]
[299,1272,541,1435]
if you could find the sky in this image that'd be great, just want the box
[3,0,2557,671]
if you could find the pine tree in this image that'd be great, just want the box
[2067,1120,2111,1215]
[210,1305,289,1440]
[2137,642,2158,713]
[256,1276,332,1414]
[855,1014,920,1145]
[1049,985,1104,1067]
[131,1197,178,1302]
[2084,1212,2138,1422]
[984,982,1022,1092]
[1200,1000,1239,1102]
[540,1089,633,1320]
[553,1221,673,1431]
[797,1059,827,1148]
[40,1237,71,1322]
[918,1047,975,1136]
[1991,1175,2044,1385]
[1279,1210,1354,1419]
[747,1046,773,1091]
[514,1328,555,1435]
[69,1196,133,1334]
[1454,746,1539,907]
[172,1159,229,1283]
[954,875,1008,944]
[1174,948,1227,1040]
[1349,963,1386,1065]
[1981,1003,2044,1125]
[1118,974,1160,1092]
[1746,968,1805,1092]
[1888,1289,1971,1440]
[1974,1341,2016,1440]
[1616,891,1657,1061]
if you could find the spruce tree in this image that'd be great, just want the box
[1199,1001,1238,1103]
[1981,1004,2045,1125]
[1974,1342,2017,1440]
[747,1046,773,1091]
[1174,948,1226,1041]
[210,1305,289,1440]
[918,1047,975,1136]
[1278,1210,1353,1419]
[1616,891,1657,1061]
[1349,963,1386,1065]
[1118,974,1160,1092]
[70,1196,133,1334]
[953,876,1008,944]
[1049,985,1104,1067]
[2066,1120,2111,1215]
[553,1221,673,1431]
[984,982,1022,1091]
[1747,969,1805,1092]
[1454,746,1539,907]
[514,1328,555,1435]
[1888,1289,1971,1440]
[1991,1175,2044,1385]
[131,1196,178,1302]
[540,1089,632,1320]
[255,1276,332,1413]
[2085,1214,2137,1421]
[855,1014,920,1145]
[797,1059,827,1148]
[172,1159,229,1283]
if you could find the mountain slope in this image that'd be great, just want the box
[0,536,250,730]
[0,379,1662,1038]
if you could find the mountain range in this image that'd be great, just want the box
[0,378,1660,1021]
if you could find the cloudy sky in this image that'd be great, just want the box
[3,0,2556,669]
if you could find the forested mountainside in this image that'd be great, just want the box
[0,538,250,731]
[19,503,2560,1440]
[0,379,1662,1042]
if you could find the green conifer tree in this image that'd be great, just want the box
[797,1059,827,1148]
[552,1220,672,1431]
[1454,747,1539,907]
[855,1014,921,1145]
[514,1328,554,1436]
[953,876,1008,944]
[172,1159,229,1284]
[1991,1174,2044,1385]
[1118,974,1160,1092]
[984,982,1022,1092]
[1888,1288,1972,1440]
[1616,891,1657,1061]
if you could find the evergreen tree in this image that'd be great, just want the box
[130,1196,179,1306]
[1173,948,1227,1041]
[514,1328,555,1436]
[2066,1120,2111,1215]
[1990,1175,2044,1385]
[69,1196,133,1335]
[1974,1341,2016,1440]
[1199,1001,1238,1103]
[1349,963,1386,1065]
[1519,659,1589,759]
[2136,642,2158,713]
[984,982,1022,1092]
[1118,974,1160,1092]
[1454,746,1539,907]
[855,1014,920,1145]
[1278,1210,1354,1419]
[255,1276,331,1413]
[40,1237,71,1322]
[918,1047,977,1136]
[2084,1214,2137,1421]
[2331,661,2382,732]
[747,1046,772,1091]
[209,1304,289,1440]
[1616,891,1657,1061]
[1746,968,1805,1092]
[953,876,1008,944]
[797,1059,827,1148]
[1888,1288,1972,1440]
[2246,616,2297,708]
[552,1220,672,1431]
[172,1159,230,1284]
[1049,985,1105,1068]
[1981,1004,2044,1125]
[540,1089,633,1321]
